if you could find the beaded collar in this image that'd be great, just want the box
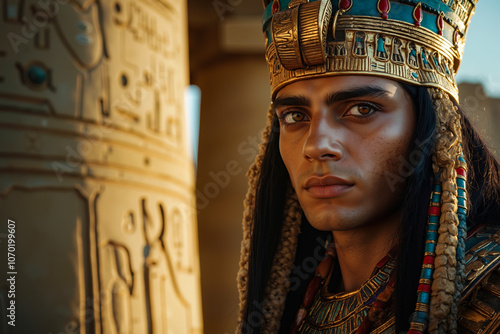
[290,243,397,333]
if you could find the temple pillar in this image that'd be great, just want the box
[0,0,203,333]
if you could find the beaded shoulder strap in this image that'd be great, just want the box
[462,225,500,299]
[457,225,500,333]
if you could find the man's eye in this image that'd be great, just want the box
[346,104,378,116]
[283,111,307,124]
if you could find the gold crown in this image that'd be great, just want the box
[263,0,478,101]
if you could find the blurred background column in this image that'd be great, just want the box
[0,0,203,333]
[188,1,269,333]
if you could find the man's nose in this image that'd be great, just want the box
[302,118,344,162]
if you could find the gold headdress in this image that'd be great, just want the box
[264,0,476,102]
[237,0,478,333]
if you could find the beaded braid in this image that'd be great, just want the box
[236,106,303,333]
[427,88,466,334]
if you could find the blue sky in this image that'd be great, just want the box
[456,0,500,97]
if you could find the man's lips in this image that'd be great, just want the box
[304,175,354,198]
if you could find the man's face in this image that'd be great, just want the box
[274,76,416,231]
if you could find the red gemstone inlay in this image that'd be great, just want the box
[418,283,432,293]
[340,0,351,10]
[423,255,435,266]
[408,330,424,334]
[437,14,444,35]
[272,0,279,14]
[454,31,460,44]
[413,4,423,27]
[377,0,390,19]
[428,206,440,216]
[457,167,467,177]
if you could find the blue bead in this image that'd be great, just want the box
[427,231,438,241]
[429,216,439,224]
[417,291,430,304]
[425,243,436,254]
[416,311,429,322]
[427,223,438,232]
[27,65,47,85]
[422,268,433,279]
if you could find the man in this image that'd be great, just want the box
[237,0,500,333]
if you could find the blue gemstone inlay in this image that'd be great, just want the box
[27,65,47,85]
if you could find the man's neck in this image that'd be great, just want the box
[332,214,400,292]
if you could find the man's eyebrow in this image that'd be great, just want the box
[325,86,391,106]
[273,95,310,110]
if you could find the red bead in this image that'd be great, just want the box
[303,276,321,307]
[457,167,466,177]
[418,283,432,293]
[428,206,440,216]
[340,0,351,10]
[408,330,423,334]
[272,0,279,14]
[377,0,390,19]
[423,255,435,266]
[413,3,423,26]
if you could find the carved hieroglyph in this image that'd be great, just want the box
[0,0,203,333]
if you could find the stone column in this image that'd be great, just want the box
[0,0,202,333]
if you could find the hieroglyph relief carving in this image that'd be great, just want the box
[0,0,202,332]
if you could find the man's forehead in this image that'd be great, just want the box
[274,75,400,101]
